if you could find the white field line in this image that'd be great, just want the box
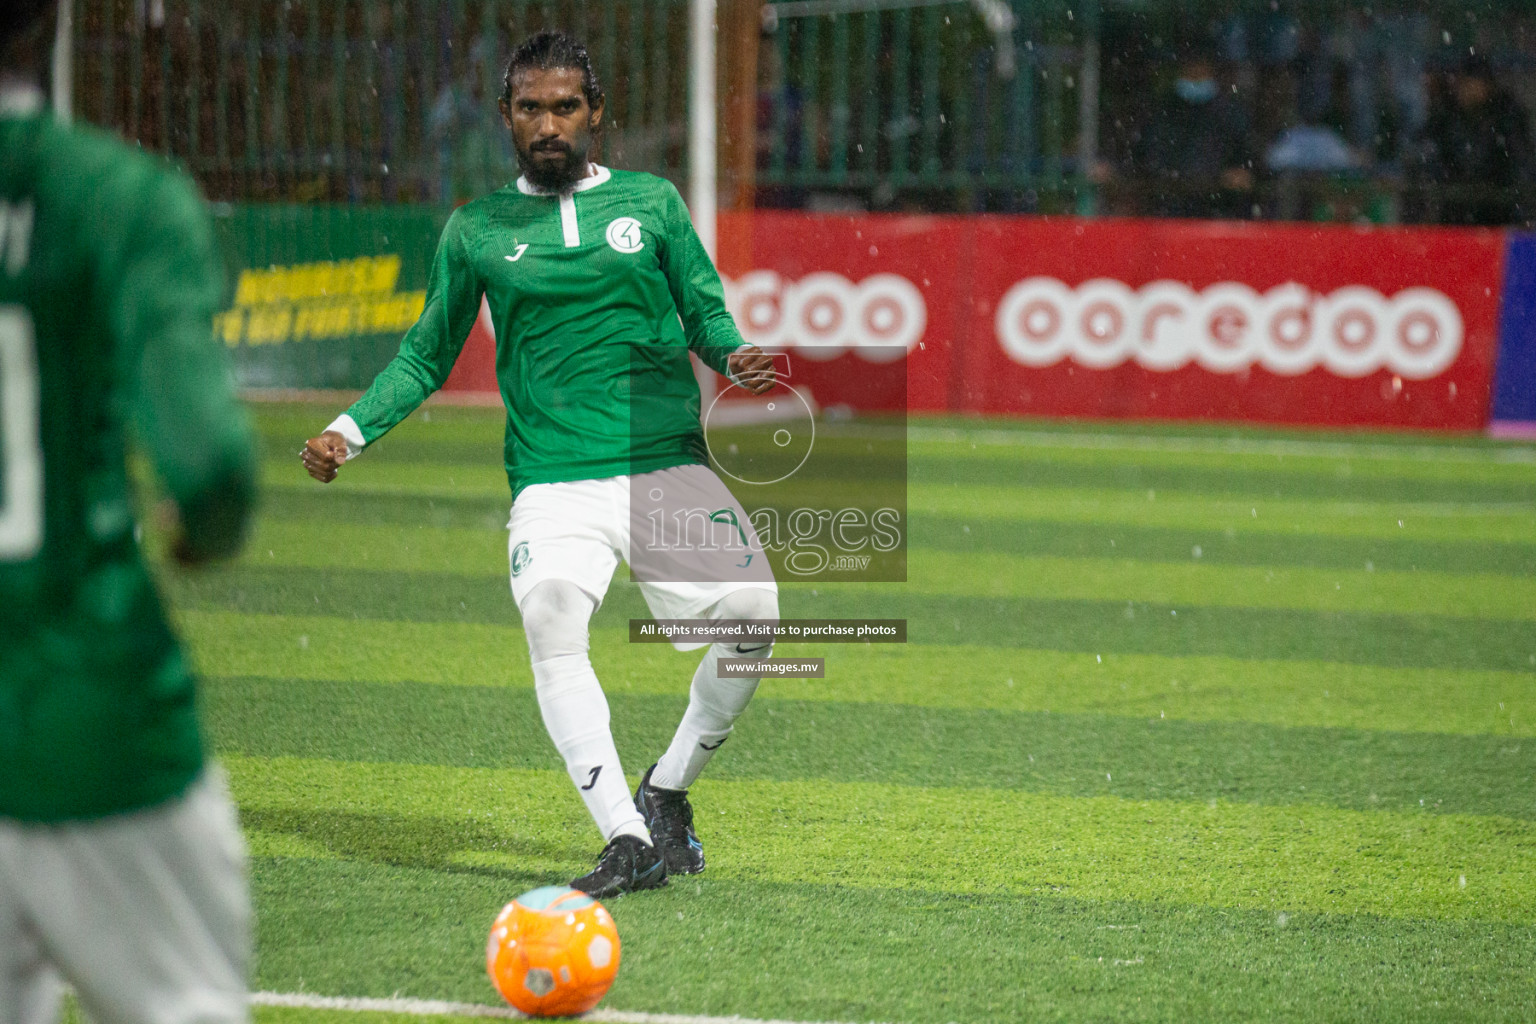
[902,425,1536,465]
[251,990,882,1024]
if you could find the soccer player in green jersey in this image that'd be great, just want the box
[302,31,779,898]
[0,1,258,1021]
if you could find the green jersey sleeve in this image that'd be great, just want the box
[656,181,745,377]
[117,168,256,561]
[345,209,484,445]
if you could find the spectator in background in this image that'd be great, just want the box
[1262,64,1371,222]
[1413,54,1534,225]
[431,38,512,203]
[1129,48,1257,218]
[755,18,809,209]
[1265,70,1363,175]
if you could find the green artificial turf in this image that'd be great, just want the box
[160,401,1536,1023]
[247,858,1536,1024]
[183,610,1536,736]
[226,754,1536,923]
[202,676,1536,819]
[168,565,1536,673]
[240,483,1536,575]
[229,518,1536,621]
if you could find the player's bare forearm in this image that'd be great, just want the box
[728,346,777,396]
[301,430,349,483]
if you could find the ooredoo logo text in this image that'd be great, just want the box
[995,277,1464,379]
[723,271,926,363]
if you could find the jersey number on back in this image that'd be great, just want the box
[0,305,43,560]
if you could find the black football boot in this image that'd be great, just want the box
[570,833,668,898]
[634,763,706,875]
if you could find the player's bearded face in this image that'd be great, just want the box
[519,131,587,192]
[504,67,602,193]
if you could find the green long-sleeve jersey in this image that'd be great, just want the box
[338,166,744,497]
[0,85,257,822]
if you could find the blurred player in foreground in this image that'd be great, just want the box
[303,31,779,898]
[0,2,258,1021]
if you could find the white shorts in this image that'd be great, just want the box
[0,769,250,1024]
[509,464,777,649]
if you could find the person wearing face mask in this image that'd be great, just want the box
[1128,48,1257,219]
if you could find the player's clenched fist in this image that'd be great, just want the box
[301,430,349,483]
[728,345,777,396]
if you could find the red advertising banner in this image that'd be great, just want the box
[718,211,1505,430]
[711,213,965,416]
[443,299,499,393]
[971,217,1502,428]
[445,210,1505,431]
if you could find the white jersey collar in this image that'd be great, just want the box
[0,82,46,118]
[516,163,611,196]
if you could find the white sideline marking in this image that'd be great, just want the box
[251,990,878,1024]
[903,425,1536,465]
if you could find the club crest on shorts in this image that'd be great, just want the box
[605,217,644,254]
[511,541,532,576]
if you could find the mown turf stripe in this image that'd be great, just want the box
[258,397,1536,471]
[265,432,1536,505]
[911,516,1536,576]
[263,460,1536,546]
[249,487,1536,577]
[225,755,1536,923]
[203,675,1536,821]
[255,490,512,531]
[165,567,1536,673]
[898,550,1536,620]
[904,484,1535,545]
[181,610,1535,738]
[262,460,509,498]
[906,442,1536,504]
[247,855,1536,1024]
[903,420,1536,468]
[232,520,1536,622]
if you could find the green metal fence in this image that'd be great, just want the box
[69,1,1536,221]
[71,0,700,203]
[755,1,1093,211]
[70,0,1099,209]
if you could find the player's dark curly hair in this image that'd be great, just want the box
[500,31,604,112]
[0,0,53,47]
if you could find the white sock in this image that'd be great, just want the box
[649,646,763,790]
[522,580,650,844]
[531,653,650,844]
[651,587,778,791]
